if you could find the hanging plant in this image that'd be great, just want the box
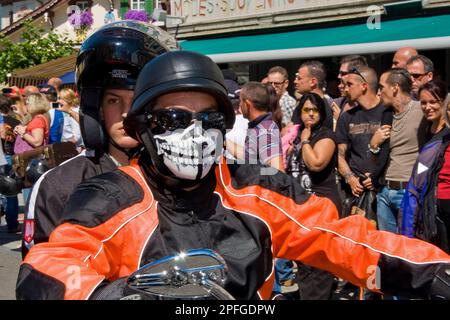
[79,10,94,27]
[124,10,149,22]
[68,10,93,43]
[68,10,94,30]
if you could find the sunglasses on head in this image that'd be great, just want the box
[149,109,226,132]
[340,67,367,83]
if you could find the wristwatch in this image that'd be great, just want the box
[301,140,310,146]
[368,143,380,154]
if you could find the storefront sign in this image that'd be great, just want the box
[170,0,355,23]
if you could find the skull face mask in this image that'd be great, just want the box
[153,121,222,180]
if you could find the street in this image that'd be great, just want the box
[0,220,22,300]
[0,197,24,300]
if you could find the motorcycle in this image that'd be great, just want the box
[120,249,235,300]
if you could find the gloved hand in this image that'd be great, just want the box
[428,264,450,300]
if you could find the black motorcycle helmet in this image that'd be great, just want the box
[123,51,235,187]
[76,20,178,153]
[25,157,50,185]
[0,172,24,197]
[125,51,235,140]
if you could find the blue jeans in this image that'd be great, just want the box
[22,188,31,206]
[2,155,19,230]
[273,259,294,293]
[377,186,406,233]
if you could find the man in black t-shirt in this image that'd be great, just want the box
[336,66,392,199]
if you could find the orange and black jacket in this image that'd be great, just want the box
[16,159,450,300]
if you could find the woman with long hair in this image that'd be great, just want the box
[57,88,83,149]
[400,81,450,253]
[57,88,80,123]
[264,83,283,129]
[287,92,341,211]
[13,93,49,149]
[286,92,340,300]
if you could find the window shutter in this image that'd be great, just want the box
[119,0,129,19]
[145,0,153,18]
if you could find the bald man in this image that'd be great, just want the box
[47,77,63,93]
[392,47,418,69]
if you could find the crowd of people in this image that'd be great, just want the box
[224,47,450,299]
[2,20,450,301]
[0,79,83,233]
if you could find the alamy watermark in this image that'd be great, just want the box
[366,265,381,290]
[66,265,81,290]
[367,5,383,30]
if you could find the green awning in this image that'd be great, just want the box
[180,14,450,62]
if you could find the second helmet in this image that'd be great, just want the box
[75,20,178,153]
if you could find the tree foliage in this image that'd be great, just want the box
[0,20,76,83]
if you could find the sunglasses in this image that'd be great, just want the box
[340,68,367,83]
[268,81,286,87]
[410,72,427,79]
[301,107,319,115]
[149,109,226,132]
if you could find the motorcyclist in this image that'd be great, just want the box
[20,20,177,258]
[16,51,450,300]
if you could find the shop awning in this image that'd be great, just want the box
[60,71,75,84]
[8,52,77,88]
[180,14,450,63]
[12,53,77,79]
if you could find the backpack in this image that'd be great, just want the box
[48,109,64,144]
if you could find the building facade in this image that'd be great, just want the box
[0,0,166,43]
[1,0,450,89]
[166,0,450,90]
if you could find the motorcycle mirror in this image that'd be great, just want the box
[127,249,234,300]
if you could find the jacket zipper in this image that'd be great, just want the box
[188,210,213,249]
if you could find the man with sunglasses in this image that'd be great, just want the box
[17,51,450,301]
[333,55,368,120]
[336,66,392,200]
[406,55,434,100]
[20,21,177,258]
[267,66,296,128]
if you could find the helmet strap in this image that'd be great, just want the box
[108,138,132,158]
[80,88,106,152]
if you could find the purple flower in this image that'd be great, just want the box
[124,10,149,22]
[80,11,93,27]
[68,13,81,27]
[68,10,93,28]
